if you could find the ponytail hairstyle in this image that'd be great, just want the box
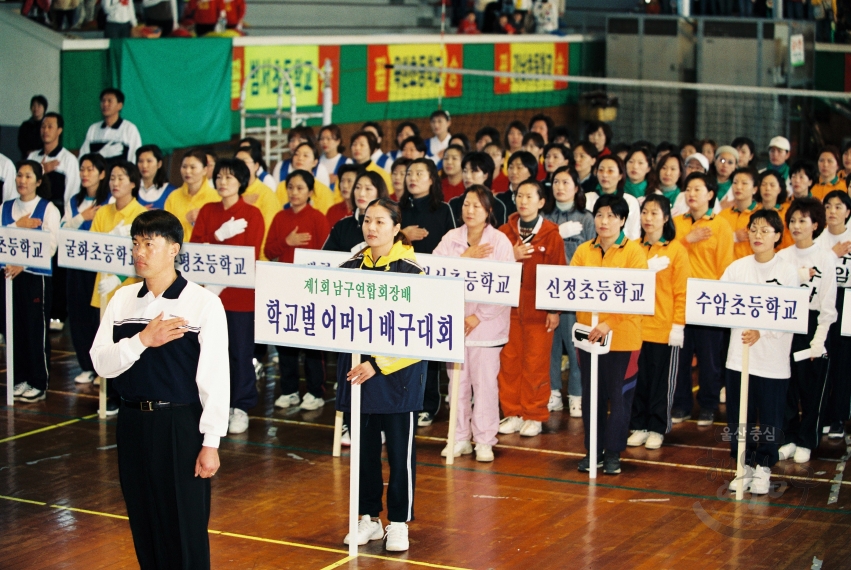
[640,193,676,242]
[110,160,142,198]
[364,197,412,246]
[400,158,443,211]
[17,160,52,200]
[547,165,586,214]
[319,124,346,154]
[76,152,110,207]
[136,144,168,187]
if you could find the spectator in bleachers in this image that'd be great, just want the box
[699,139,717,166]
[80,88,142,165]
[812,146,847,200]
[103,0,138,38]
[318,124,352,186]
[136,144,177,209]
[789,159,817,200]
[842,141,851,178]
[50,0,79,30]
[390,158,411,200]
[377,121,419,172]
[28,112,80,206]
[449,133,471,153]
[732,137,756,168]
[441,145,466,201]
[504,120,526,161]
[351,130,393,192]
[165,148,220,241]
[186,0,221,35]
[238,137,276,190]
[361,122,386,164]
[459,11,481,34]
[142,0,177,36]
[529,114,554,144]
[427,110,452,160]
[18,95,47,160]
[585,120,612,157]
[475,126,500,152]
[223,0,246,30]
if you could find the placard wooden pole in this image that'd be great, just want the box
[6,277,14,407]
[589,312,599,480]
[347,353,362,558]
[445,363,462,465]
[735,343,750,501]
[332,411,344,457]
[98,293,108,419]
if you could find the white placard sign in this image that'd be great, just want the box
[685,278,809,333]
[535,265,657,315]
[255,262,465,362]
[0,226,54,271]
[293,248,522,307]
[841,289,851,336]
[58,229,256,287]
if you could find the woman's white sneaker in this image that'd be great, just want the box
[519,419,542,437]
[440,440,473,457]
[777,442,797,461]
[567,395,582,418]
[384,522,409,552]
[475,443,494,462]
[498,416,523,434]
[749,465,771,495]
[644,432,664,450]
[343,515,383,546]
[74,371,96,384]
[793,446,811,463]
[627,430,649,447]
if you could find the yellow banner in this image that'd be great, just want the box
[368,43,463,103]
[494,42,568,94]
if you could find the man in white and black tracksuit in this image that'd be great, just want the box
[90,210,229,569]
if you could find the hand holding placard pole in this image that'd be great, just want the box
[735,343,750,501]
[348,354,361,558]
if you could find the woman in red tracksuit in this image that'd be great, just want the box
[497,178,566,437]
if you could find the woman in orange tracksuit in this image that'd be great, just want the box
[497,179,566,438]
[571,194,647,475]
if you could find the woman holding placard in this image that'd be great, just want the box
[336,197,427,553]
[571,194,647,475]
[63,154,111,386]
[544,166,595,417]
[497,179,566,438]
[433,185,514,462]
[722,209,798,495]
[627,194,690,451]
[190,158,265,435]
[6,161,60,404]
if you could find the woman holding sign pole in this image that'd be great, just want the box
[722,209,798,495]
[6,161,59,404]
[336,197,428,552]
[627,194,690,451]
[571,194,647,475]
[497,179,566,438]
[433,185,514,462]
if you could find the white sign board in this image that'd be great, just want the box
[293,248,522,307]
[790,33,805,67]
[535,265,657,315]
[0,227,54,271]
[255,262,465,362]
[58,229,256,288]
[841,289,851,336]
[685,278,809,333]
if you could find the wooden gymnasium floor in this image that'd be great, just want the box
[1,330,851,570]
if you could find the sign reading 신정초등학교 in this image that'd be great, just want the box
[0,226,53,272]
[292,248,522,307]
[367,43,463,103]
[494,42,568,95]
[57,229,256,288]
[535,265,657,315]
[685,278,809,334]
[255,262,465,362]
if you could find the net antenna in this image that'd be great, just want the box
[239,60,334,167]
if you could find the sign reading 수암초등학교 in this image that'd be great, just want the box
[292,248,522,307]
[255,261,465,362]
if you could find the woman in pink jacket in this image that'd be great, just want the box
[433,185,515,462]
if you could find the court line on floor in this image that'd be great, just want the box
[0,413,98,444]
[319,555,355,569]
[0,495,470,570]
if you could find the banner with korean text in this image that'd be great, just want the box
[685,278,809,333]
[292,248,521,307]
[0,227,54,272]
[57,229,256,288]
[367,43,463,103]
[494,42,569,95]
[535,265,656,314]
[255,262,465,362]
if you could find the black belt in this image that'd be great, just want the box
[122,399,191,412]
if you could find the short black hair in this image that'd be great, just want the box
[550,126,572,146]
[787,197,826,239]
[461,152,495,188]
[504,120,527,148]
[824,190,851,223]
[574,140,599,160]
[401,136,428,155]
[547,166,586,214]
[100,87,125,104]
[136,144,168,187]
[684,172,718,208]
[640,194,677,242]
[395,121,420,140]
[789,159,817,188]
[110,160,142,198]
[593,193,630,222]
[757,169,788,204]
[508,150,539,180]
[390,157,412,174]
[731,166,759,186]
[16,159,51,200]
[30,95,48,110]
[517,178,547,202]
[449,133,470,153]
[584,120,613,147]
[528,114,555,141]
[351,130,380,155]
[543,143,573,165]
[42,111,63,129]
[286,169,315,191]
[429,109,450,121]
[656,141,679,158]
[731,136,756,158]
[213,158,250,195]
[475,126,500,145]
[131,209,184,247]
[361,121,384,140]
[522,132,545,149]
[748,209,785,247]
[337,163,362,180]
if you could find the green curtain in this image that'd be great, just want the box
[114,38,232,152]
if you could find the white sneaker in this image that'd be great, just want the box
[274,393,300,409]
[299,393,325,411]
[627,430,650,447]
[749,465,771,495]
[728,465,754,492]
[568,395,582,418]
[417,412,434,427]
[645,432,664,450]
[229,408,249,434]
[519,419,542,437]
[793,446,811,463]
[475,443,494,462]
[440,439,473,457]
[498,416,523,434]
[547,390,563,412]
[341,425,351,446]
[343,515,383,546]
[74,371,96,384]
[384,522,409,552]
[719,386,726,404]
[19,386,46,403]
[778,442,797,461]
[49,319,64,332]
[13,382,29,398]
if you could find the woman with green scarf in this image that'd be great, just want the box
[712,145,739,210]
[649,152,685,212]
[623,147,654,199]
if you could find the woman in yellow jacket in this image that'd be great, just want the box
[164,148,220,242]
[627,194,690,452]
[276,142,341,214]
[89,160,149,415]
[571,193,648,475]
[235,146,279,260]
[812,146,847,201]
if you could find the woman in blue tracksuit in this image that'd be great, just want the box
[336,197,427,554]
